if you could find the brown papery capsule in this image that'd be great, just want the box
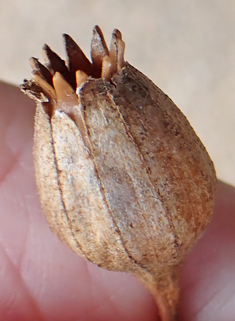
[21,26,217,321]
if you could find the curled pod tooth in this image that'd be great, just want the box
[20,26,217,321]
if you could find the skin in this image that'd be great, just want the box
[0,81,234,321]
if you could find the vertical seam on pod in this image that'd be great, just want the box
[106,89,180,256]
[49,118,89,260]
[87,135,145,269]
[81,98,148,271]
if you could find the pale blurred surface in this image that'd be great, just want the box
[0,0,234,186]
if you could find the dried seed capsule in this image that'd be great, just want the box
[21,26,217,321]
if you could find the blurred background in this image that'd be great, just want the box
[0,0,234,186]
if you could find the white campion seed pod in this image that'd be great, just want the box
[21,26,217,321]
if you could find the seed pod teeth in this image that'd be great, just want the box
[21,27,127,104]
[91,25,109,77]
[31,70,56,102]
[63,33,92,87]
[75,70,89,89]
[101,55,113,79]
[52,72,78,110]
[42,44,71,86]
[109,29,125,72]
[29,57,53,86]
[91,26,126,79]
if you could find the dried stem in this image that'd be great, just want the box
[139,267,181,321]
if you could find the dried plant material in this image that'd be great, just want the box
[21,26,217,321]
